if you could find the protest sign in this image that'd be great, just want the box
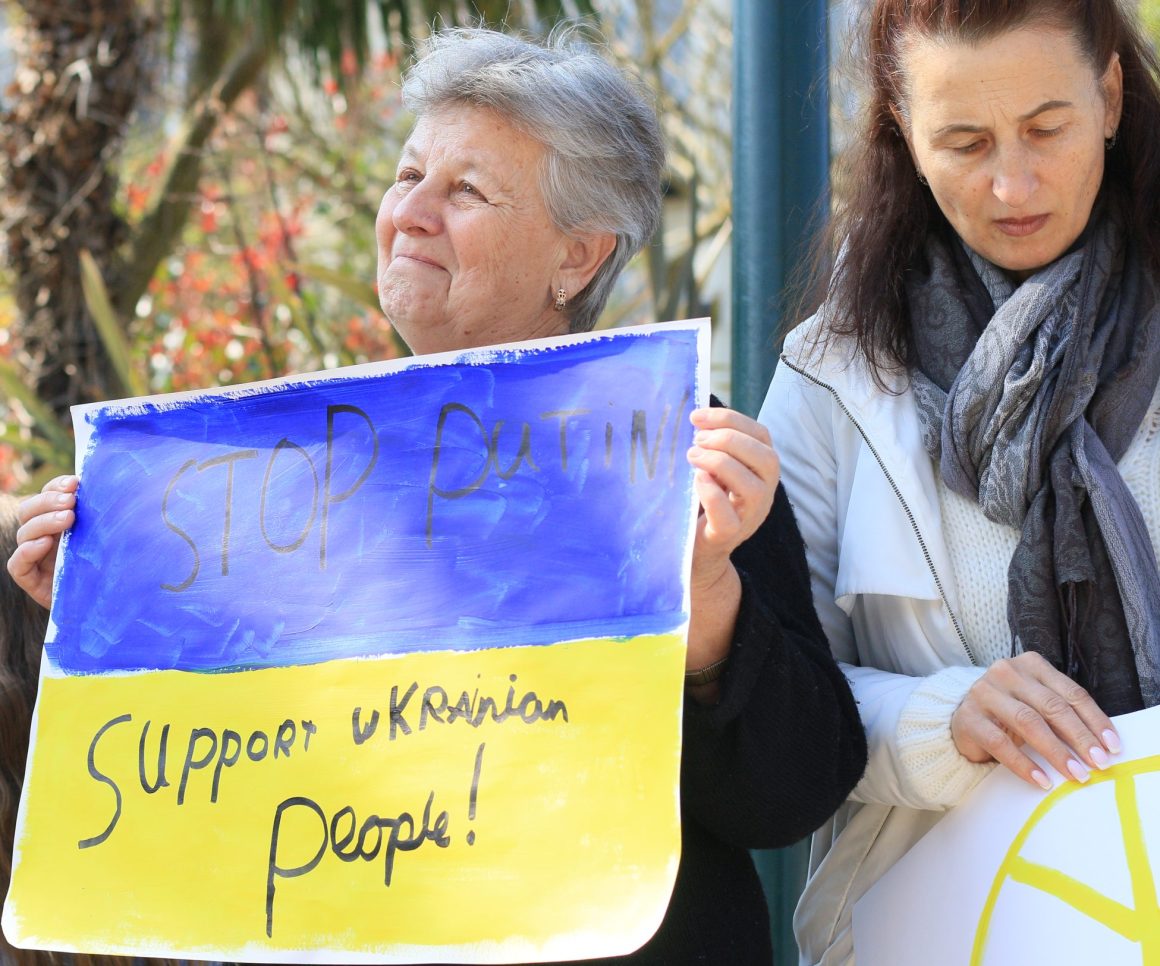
[4,319,707,963]
[854,703,1160,966]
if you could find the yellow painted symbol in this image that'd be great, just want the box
[972,755,1160,966]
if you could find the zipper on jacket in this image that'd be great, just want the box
[780,356,980,667]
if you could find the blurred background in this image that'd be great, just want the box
[4,0,1155,488]
[0,0,738,490]
[1,0,1158,959]
[6,0,1160,477]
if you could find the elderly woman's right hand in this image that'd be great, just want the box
[950,651,1122,790]
[6,475,77,610]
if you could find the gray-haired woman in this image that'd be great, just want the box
[9,27,866,966]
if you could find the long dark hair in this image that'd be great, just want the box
[798,0,1160,382]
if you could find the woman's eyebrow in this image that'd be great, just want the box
[1017,98,1074,122]
[932,100,1074,138]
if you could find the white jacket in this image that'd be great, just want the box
[758,319,993,966]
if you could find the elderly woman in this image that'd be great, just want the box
[8,27,866,966]
[760,1,1160,963]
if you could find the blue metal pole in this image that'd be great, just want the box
[731,0,829,417]
[732,1,830,961]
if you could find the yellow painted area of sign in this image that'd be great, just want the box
[6,633,684,962]
[972,755,1160,966]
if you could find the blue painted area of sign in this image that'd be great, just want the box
[48,328,700,673]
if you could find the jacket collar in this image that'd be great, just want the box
[781,320,961,613]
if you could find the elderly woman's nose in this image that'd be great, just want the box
[990,145,1038,208]
[392,181,441,234]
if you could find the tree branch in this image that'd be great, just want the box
[115,35,270,316]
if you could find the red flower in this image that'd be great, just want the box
[127,184,149,215]
[200,201,218,234]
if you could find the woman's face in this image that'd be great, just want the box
[898,25,1122,278]
[376,104,596,356]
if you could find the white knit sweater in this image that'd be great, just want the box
[895,378,1160,806]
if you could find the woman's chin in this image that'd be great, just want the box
[391,317,464,357]
[380,295,450,355]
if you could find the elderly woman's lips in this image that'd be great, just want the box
[394,253,445,270]
[995,214,1049,237]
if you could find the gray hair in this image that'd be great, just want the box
[402,26,665,333]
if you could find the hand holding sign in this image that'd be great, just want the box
[684,408,780,692]
[854,704,1160,966]
[7,475,77,610]
[951,652,1121,790]
[4,322,706,963]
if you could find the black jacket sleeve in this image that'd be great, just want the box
[679,472,868,850]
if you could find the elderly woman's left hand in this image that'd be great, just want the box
[684,407,780,700]
[688,407,780,571]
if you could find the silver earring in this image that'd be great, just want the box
[1106,129,1119,150]
[916,171,928,186]
[554,288,567,312]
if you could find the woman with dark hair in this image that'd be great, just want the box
[760,1,1160,963]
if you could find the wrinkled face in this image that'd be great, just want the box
[375,104,573,355]
[898,24,1122,278]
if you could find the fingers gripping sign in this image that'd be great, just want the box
[950,652,1122,790]
[682,407,782,695]
[686,407,780,577]
[8,475,79,610]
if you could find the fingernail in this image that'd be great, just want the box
[54,510,71,522]
[1031,769,1052,790]
[694,431,709,444]
[1089,746,1110,770]
[1102,729,1122,755]
[55,492,71,506]
[687,446,703,459]
[1067,759,1090,783]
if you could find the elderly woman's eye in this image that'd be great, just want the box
[459,181,485,199]
[395,169,421,186]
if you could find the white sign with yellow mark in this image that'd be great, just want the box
[854,703,1160,966]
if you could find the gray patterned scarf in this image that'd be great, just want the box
[909,202,1160,713]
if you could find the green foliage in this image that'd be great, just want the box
[124,48,411,396]
[0,356,75,492]
[167,0,598,80]
[0,0,719,491]
[80,251,148,400]
[1143,0,1160,47]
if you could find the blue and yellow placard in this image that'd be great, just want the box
[3,320,707,963]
